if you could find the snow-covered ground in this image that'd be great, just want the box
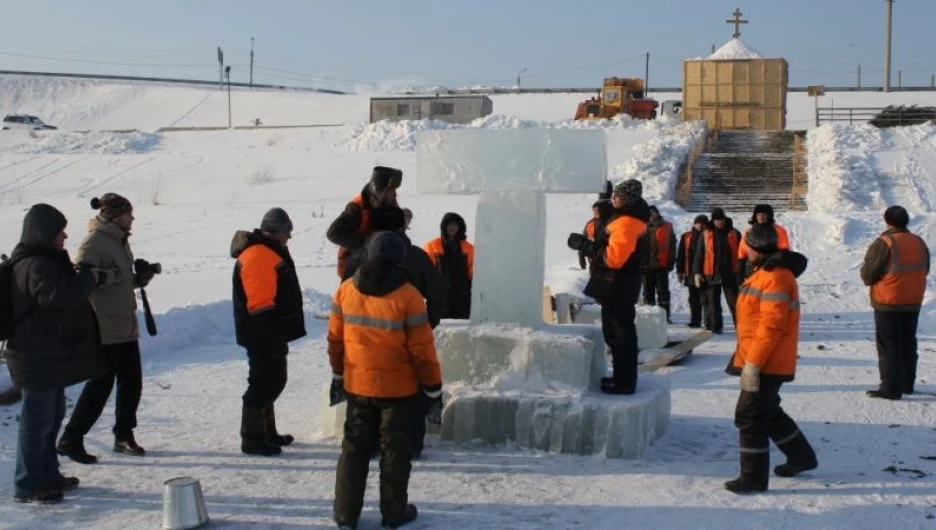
[0,75,936,529]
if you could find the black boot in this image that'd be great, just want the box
[382,504,418,529]
[241,405,281,456]
[727,451,769,494]
[264,403,295,447]
[113,431,146,456]
[867,389,901,400]
[56,431,98,465]
[774,430,818,477]
[724,477,767,493]
[600,377,635,395]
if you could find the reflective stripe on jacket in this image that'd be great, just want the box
[731,266,801,379]
[327,280,442,398]
[870,231,929,311]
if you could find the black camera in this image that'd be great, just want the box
[134,259,162,276]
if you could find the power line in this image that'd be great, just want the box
[0,50,215,68]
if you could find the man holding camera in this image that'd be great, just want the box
[58,193,157,463]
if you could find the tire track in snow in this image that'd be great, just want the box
[165,92,213,128]
[0,157,92,195]
[0,157,62,193]
[75,156,157,197]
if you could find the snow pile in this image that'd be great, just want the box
[707,38,764,60]
[0,130,162,155]
[346,114,640,152]
[612,120,707,202]
[807,124,886,212]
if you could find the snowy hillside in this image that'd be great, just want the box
[0,75,935,529]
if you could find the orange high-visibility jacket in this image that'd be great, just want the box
[648,220,675,269]
[327,280,442,398]
[738,224,790,261]
[335,195,373,278]
[731,265,801,379]
[424,238,475,279]
[869,231,929,311]
[604,215,647,270]
[584,218,597,241]
[702,228,740,277]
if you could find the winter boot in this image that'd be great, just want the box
[56,431,99,465]
[264,403,295,447]
[13,489,64,505]
[727,451,769,494]
[333,516,358,530]
[773,430,818,477]
[600,377,635,395]
[866,389,901,400]
[51,475,80,492]
[241,405,281,456]
[381,504,418,529]
[113,431,146,456]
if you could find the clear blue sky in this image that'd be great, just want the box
[1,0,934,91]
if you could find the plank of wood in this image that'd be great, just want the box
[638,330,714,373]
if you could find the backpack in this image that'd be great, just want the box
[0,253,31,341]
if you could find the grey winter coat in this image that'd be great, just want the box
[5,204,103,390]
[75,216,139,345]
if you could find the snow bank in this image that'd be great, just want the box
[0,130,162,155]
[346,114,638,152]
[612,120,707,202]
[707,38,764,60]
[807,124,885,212]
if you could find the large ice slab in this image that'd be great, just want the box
[560,301,669,350]
[440,373,670,458]
[434,322,606,394]
[415,129,607,194]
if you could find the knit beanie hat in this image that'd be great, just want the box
[90,193,133,220]
[366,231,406,266]
[693,214,709,225]
[750,204,775,225]
[710,207,726,221]
[260,207,293,234]
[613,179,643,202]
[745,224,780,253]
[884,205,910,229]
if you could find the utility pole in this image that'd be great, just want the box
[884,0,894,92]
[898,70,902,91]
[645,52,650,95]
[225,66,232,128]
[711,44,716,55]
[249,38,255,89]
[516,68,527,90]
[858,64,862,89]
[931,74,935,88]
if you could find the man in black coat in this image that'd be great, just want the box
[231,208,307,456]
[6,204,104,504]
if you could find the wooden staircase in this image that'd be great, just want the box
[676,130,808,214]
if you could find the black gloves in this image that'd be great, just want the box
[329,374,347,406]
[567,233,594,255]
[426,394,443,425]
[578,251,587,270]
[134,259,155,288]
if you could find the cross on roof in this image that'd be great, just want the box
[726,7,749,39]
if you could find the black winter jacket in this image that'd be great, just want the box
[231,230,306,354]
[342,231,447,328]
[583,198,650,305]
[6,204,103,390]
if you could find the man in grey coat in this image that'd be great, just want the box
[57,193,158,463]
[6,204,104,504]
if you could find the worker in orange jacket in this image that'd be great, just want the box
[578,200,612,269]
[328,231,443,529]
[725,224,817,494]
[677,214,708,328]
[642,205,677,322]
[738,204,790,281]
[860,206,930,400]
[327,166,403,278]
[568,179,649,395]
[693,208,741,333]
[231,208,307,456]
[424,212,475,319]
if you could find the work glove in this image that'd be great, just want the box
[578,251,588,270]
[567,233,588,252]
[694,274,705,288]
[425,389,443,425]
[134,259,156,288]
[329,374,347,406]
[740,362,761,393]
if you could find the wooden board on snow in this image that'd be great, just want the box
[638,330,713,373]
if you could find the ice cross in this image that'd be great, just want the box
[726,7,749,39]
[416,129,606,327]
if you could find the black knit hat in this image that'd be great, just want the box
[694,214,709,225]
[613,179,642,201]
[751,204,775,225]
[260,207,293,234]
[710,207,726,221]
[366,231,406,265]
[371,166,403,192]
[884,205,910,229]
[745,224,780,253]
[90,193,133,220]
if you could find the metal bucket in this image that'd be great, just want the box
[162,477,210,530]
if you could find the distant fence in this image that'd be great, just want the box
[4,69,936,97]
[155,124,344,133]
[816,106,936,127]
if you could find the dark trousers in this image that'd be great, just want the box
[335,394,417,525]
[15,387,65,496]
[687,285,704,327]
[65,340,142,440]
[601,302,638,388]
[410,392,428,456]
[874,310,921,396]
[734,377,816,487]
[705,281,738,333]
[243,350,288,407]
[642,269,672,320]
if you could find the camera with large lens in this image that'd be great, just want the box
[134,259,161,288]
